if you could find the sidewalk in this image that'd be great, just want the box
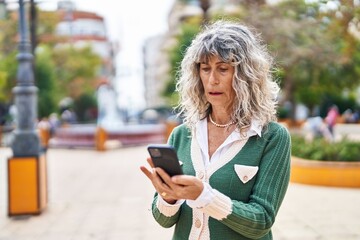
[1,146,360,240]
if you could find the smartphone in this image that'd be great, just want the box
[147,144,183,177]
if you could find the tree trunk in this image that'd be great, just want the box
[199,0,210,25]
[282,76,297,121]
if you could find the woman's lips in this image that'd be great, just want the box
[209,92,222,95]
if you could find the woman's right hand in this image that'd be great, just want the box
[140,158,177,204]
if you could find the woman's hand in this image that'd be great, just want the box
[140,158,204,204]
[140,158,177,204]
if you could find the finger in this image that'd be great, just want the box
[155,167,176,187]
[172,175,200,186]
[147,157,155,168]
[149,169,172,192]
[140,166,169,195]
[154,169,185,199]
[141,167,163,186]
[140,166,153,181]
[143,168,171,194]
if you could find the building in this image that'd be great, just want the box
[54,1,122,126]
[143,35,172,108]
[55,0,117,84]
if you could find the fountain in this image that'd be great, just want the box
[49,83,168,149]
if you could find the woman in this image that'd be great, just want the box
[140,20,291,240]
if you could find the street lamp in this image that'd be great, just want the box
[11,0,40,156]
[7,0,47,217]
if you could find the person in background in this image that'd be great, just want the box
[325,105,339,137]
[343,108,360,124]
[353,109,360,123]
[141,20,291,239]
[61,108,77,125]
[302,116,333,142]
[48,113,60,136]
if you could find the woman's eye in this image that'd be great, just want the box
[219,68,228,72]
[201,67,210,72]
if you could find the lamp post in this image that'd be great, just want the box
[11,0,40,156]
[7,0,47,217]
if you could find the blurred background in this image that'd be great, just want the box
[0,1,360,239]
[0,0,359,134]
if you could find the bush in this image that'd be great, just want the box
[291,135,360,161]
[74,93,97,123]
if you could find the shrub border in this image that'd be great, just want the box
[291,156,360,188]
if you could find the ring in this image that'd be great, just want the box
[161,192,167,197]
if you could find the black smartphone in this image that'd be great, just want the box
[147,144,183,177]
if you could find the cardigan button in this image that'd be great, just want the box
[195,218,201,228]
[243,175,248,182]
[198,172,204,179]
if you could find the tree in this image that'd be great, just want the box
[240,0,360,118]
[74,93,97,122]
[163,18,201,105]
[160,0,360,117]
[0,11,18,55]
[199,0,211,24]
[35,45,57,118]
[1,8,102,122]
[0,11,18,103]
[0,52,16,102]
[52,45,101,100]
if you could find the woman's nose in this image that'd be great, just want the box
[209,71,219,85]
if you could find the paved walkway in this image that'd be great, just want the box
[1,146,360,240]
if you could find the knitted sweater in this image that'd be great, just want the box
[151,121,291,240]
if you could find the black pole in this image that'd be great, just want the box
[30,0,37,56]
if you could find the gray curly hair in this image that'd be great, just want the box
[176,20,279,133]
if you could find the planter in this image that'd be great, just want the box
[291,156,360,188]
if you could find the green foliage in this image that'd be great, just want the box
[0,72,5,100]
[239,0,360,116]
[37,11,61,41]
[157,1,360,116]
[164,20,201,105]
[0,15,18,55]
[52,45,101,99]
[35,45,57,118]
[73,93,97,123]
[0,62,8,102]
[0,9,102,124]
[291,134,360,161]
[277,106,290,119]
[0,51,17,102]
[0,12,18,102]
[319,94,359,117]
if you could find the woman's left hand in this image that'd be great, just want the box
[156,167,204,201]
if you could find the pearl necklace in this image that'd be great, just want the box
[209,114,236,128]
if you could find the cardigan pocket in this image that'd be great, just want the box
[234,164,259,184]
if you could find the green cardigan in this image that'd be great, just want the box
[151,121,291,240]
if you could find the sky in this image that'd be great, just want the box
[40,0,176,111]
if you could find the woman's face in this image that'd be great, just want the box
[199,55,236,112]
